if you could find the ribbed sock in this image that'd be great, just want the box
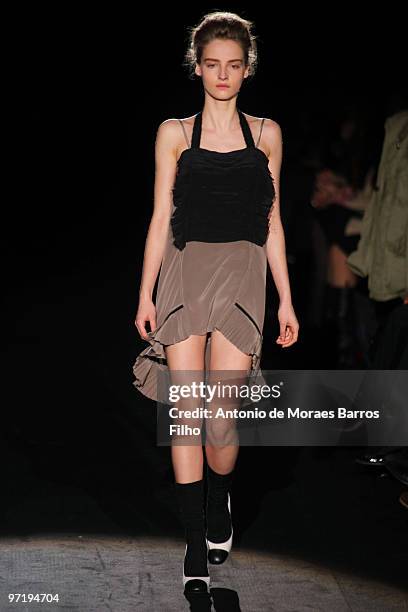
[174,479,209,578]
[206,464,234,543]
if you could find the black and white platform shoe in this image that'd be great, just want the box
[182,542,210,593]
[206,492,233,564]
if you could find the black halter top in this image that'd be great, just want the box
[171,109,275,251]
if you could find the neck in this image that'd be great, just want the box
[201,104,240,133]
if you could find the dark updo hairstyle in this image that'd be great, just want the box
[184,11,258,80]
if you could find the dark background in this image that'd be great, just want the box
[2,6,407,590]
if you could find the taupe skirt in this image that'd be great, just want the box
[133,222,268,402]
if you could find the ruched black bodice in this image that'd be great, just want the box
[171,109,276,251]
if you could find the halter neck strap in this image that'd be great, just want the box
[191,109,255,150]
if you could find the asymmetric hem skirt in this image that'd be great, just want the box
[133,226,268,402]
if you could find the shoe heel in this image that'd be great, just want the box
[206,492,233,565]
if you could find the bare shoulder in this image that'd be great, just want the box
[156,118,181,143]
[158,115,196,133]
[242,113,282,156]
[156,115,196,157]
[245,113,281,140]
[262,119,282,156]
[243,112,280,130]
[261,118,282,139]
[175,114,197,127]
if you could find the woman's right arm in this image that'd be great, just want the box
[135,120,180,340]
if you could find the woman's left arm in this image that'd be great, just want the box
[264,120,299,348]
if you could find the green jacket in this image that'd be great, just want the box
[347,110,408,301]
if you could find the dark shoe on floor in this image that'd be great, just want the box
[175,479,210,593]
[206,465,234,565]
[207,492,233,564]
[183,541,210,593]
[355,446,405,466]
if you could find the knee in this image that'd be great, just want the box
[206,425,237,448]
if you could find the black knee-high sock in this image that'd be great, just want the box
[206,464,234,542]
[174,479,208,577]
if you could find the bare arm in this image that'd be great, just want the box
[264,120,299,348]
[135,120,179,339]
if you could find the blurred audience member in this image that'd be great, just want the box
[311,167,375,368]
[347,109,408,502]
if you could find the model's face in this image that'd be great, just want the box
[195,39,249,100]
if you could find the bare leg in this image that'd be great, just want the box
[205,329,252,473]
[165,334,207,483]
[327,243,358,288]
[166,334,211,589]
[204,329,252,563]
